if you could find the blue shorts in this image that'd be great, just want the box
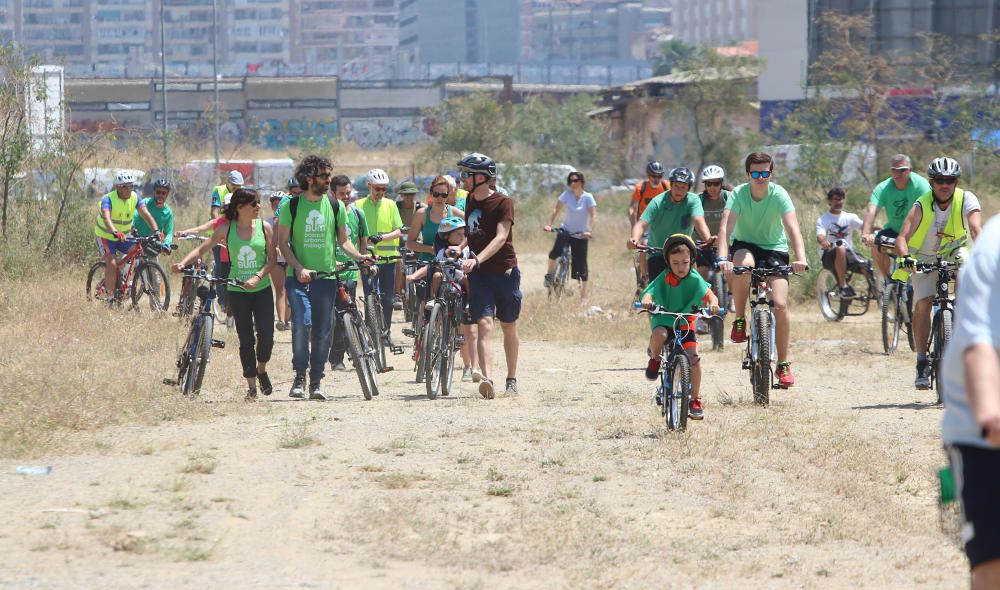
[468,267,522,323]
[96,236,134,259]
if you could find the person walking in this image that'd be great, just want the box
[329,174,369,372]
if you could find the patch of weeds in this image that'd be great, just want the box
[375,471,424,490]
[487,484,513,497]
[175,518,197,530]
[357,464,385,473]
[181,453,217,475]
[592,475,606,482]
[278,420,319,449]
[112,531,152,553]
[717,388,747,407]
[486,466,505,482]
[541,457,564,468]
[158,477,192,493]
[108,496,140,510]
[317,453,330,460]
[30,543,51,552]
[210,497,234,503]
[176,545,212,562]
[561,486,582,499]
[456,453,475,465]
[816,569,831,578]
[370,435,417,455]
[38,522,56,530]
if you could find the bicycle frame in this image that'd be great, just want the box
[743,269,778,364]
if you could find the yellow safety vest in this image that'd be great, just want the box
[907,189,967,252]
[94,190,140,240]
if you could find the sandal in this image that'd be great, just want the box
[479,378,495,400]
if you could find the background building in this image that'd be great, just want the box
[672,0,758,46]
[398,0,521,69]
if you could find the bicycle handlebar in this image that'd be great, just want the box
[633,302,724,318]
[731,265,804,276]
[180,267,246,288]
[547,227,588,238]
[915,260,961,273]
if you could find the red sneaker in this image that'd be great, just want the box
[730,316,747,343]
[645,358,661,381]
[777,362,794,388]
[689,397,704,420]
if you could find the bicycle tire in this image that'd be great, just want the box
[554,256,569,299]
[933,308,953,403]
[881,283,900,354]
[344,312,375,400]
[424,302,445,399]
[440,311,458,397]
[751,309,771,406]
[669,353,691,431]
[86,261,109,302]
[176,275,198,319]
[815,269,842,322]
[414,311,427,383]
[365,292,387,373]
[191,315,213,395]
[176,323,196,396]
[710,315,724,351]
[131,261,171,312]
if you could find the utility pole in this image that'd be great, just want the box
[212,0,221,176]
[160,0,168,172]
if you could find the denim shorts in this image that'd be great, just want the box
[468,267,522,323]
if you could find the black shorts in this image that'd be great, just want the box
[820,248,869,273]
[948,444,1000,569]
[730,239,790,269]
[875,228,899,253]
[696,247,717,269]
[647,254,667,284]
[548,232,589,281]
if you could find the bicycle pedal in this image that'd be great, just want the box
[211,339,226,349]
[455,335,466,346]
[163,378,178,386]
[741,360,752,370]
[402,328,416,338]
[391,346,405,355]
[381,366,395,373]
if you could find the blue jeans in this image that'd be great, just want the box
[286,276,338,384]
[362,262,396,334]
[330,279,357,365]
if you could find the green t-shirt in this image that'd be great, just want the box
[640,192,704,259]
[132,198,174,245]
[727,182,795,252]
[278,195,345,280]
[226,219,272,293]
[700,190,732,236]
[867,174,932,232]
[641,270,712,330]
[336,204,368,282]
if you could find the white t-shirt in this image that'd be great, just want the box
[815,211,863,256]
[941,214,1000,449]
[436,245,471,281]
[558,190,597,234]
[914,191,981,259]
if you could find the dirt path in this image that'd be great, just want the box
[0,252,966,589]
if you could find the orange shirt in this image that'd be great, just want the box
[631,180,670,218]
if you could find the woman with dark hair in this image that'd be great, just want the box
[543,171,597,299]
[173,188,277,400]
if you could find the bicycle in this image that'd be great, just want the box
[732,264,804,406]
[815,240,879,322]
[401,259,433,384]
[86,234,175,312]
[422,258,467,399]
[637,303,720,431]
[360,252,405,373]
[163,269,241,396]
[173,235,211,320]
[914,258,959,402]
[696,241,731,351]
[545,227,586,300]
[633,249,649,301]
[318,265,381,400]
[399,247,421,325]
[875,234,915,355]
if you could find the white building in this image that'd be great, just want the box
[672,0,759,46]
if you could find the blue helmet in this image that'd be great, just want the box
[438,216,466,235]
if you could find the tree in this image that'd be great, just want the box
[0,46,37,238]
[423,93,515,165]
[513,94,607,168]
[653,39,697,76]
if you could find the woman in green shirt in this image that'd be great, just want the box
[173,189,277,400]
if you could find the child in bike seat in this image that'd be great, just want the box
[405,216,471,304]
[640,233,720,420]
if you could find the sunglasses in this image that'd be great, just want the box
[568,178,582,184]
[703,181,722,187]
[931,177,957,185]
[240,200,262,207]
[432,191,449,198]
[460,171,477,179]
[371,186,387,193]
[891,167,911,173]
[749,170,772,179]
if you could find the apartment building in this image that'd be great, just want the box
[398,0,520,68]
[290,0,399,78]
[672,0,759,46]
[527,0,670,63]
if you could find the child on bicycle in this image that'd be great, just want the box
[405,216,471,303]
[640,233,720,420]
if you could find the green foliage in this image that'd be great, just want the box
[424,93,514,164]
[653,39,698,76]
[513,94,608,168]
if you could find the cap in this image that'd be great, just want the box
[397,180,418,195]
[227,170,245,186]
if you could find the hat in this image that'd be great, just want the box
[397,180,418,195]
[227,170,245,186]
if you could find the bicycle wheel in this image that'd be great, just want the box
[904,283,916,352]
[816,269,843,321]
[190,315,213,395]
[751,309,771,406]
[439,315,458,397]
[668,354,691,431]
[86,261,110,303]
[130,261,171,312]
[881,282,900,354]
[176,322,197,396]
[710,315,724,351]
[554,256,569,299]
[424,303,445,400]
[414,311,427,383]
[344,312,376,400]
[365,292,387,373]
[933,308,953,403]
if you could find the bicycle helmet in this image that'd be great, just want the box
[701,165,725,181]
[457,152,497,178]
[662,233,697,261]
[646,161,665,176]
[153,178,171,191]
[668,167,695,186]
[367,168,390,186]
[269,190,286,202]
[115,171,136,185]
[927,157,961,179]
[286,176,299,190]
[438,216,466,235]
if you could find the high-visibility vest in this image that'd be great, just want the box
[94,190,139,240]
[907,189,967,252]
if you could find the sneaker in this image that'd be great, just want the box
[915,359,931,390]
[461,366,473,382]
[543,273,553,288]
[402,327,416,338]
[289,375,306,399]
[471,368,483,383]
[645,358,661,381]
[275,321,288,332]
[309,382,327,401]
[505,378,518,395]
[257,372,272,396]
[839,285,855,299]
[244,387,258,402]
[455,333,465,346]
[479,378,495,400]
[689,397,704,420]
[392,295,403,311]
[730,317,747,343]
[777,362,795,388]
[695,318,710,335]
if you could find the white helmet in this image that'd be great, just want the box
[367,168,390,186]
[701,165,725,182]
[115,171,136,186]
[927,157,962,179]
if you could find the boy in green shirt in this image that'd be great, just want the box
[133,179,174,247]
[640,234,720,420]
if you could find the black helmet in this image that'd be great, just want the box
[153,178,171,191]
[457,152,497,178]
[286,176,300,190]
[927,157,961,179]
[647,161,665,176]
[668,167,695,186]
[662,233,697,262]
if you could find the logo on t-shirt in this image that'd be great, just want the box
[831,223,849,239]
[305,210,325,232]
[467,209,483,235]
[237,245,257,269]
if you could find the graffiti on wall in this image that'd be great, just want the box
[248,118,339,149]
[342,118,432,149]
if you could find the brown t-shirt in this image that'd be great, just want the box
[466,191,517,275]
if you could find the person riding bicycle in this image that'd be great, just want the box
[815,187,871,298]
[286,175,303,198]
[628,166,712,285]
[355,168,405,347]
[717,151,809,388]
[892,157,983,390]
[406,216,472,311]
[696,165,732,279]
[860,154,931,285]
[172,188,277,401]
[133,178,175,250]
[329,174,369,372]
[629,161,670,285]
[543,171,597,299]
[94,171,161,300]
[640,234,720,421]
